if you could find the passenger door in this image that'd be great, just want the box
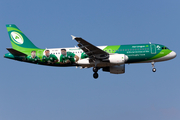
[150,44,156,54]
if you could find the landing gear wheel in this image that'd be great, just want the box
[93,67,98,72]
[93,72,99,79]
[152,68,156,72]
[151,62,156,72]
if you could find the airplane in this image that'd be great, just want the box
[4,24,177,79]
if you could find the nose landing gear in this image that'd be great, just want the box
[151,62,156,72]
[152,68,156,72]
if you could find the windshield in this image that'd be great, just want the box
[162,46,169,50]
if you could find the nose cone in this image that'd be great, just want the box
[170,51,177,59]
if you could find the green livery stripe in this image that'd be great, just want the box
[148,49,171,60]
[103,45,121,53]
[7,27,22,33]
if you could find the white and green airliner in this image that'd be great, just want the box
[4,24,176,79]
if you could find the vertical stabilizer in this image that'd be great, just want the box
[6,24,39,50]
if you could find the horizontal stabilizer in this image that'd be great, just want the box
[6,48,27,56]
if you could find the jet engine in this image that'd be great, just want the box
[102,64,125,74]
[107,54,128,64]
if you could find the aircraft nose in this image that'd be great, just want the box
[170,51,177,58]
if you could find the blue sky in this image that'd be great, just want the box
[0,0,179,120]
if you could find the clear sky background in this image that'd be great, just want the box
[0,0,179,120]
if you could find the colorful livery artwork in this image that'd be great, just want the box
[4,24,176,79]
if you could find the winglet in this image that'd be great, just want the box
[71,35,76,40]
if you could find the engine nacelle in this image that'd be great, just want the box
[108,54,128,64]
[102,64,125,74]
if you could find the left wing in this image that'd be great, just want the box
[71,35,109,60]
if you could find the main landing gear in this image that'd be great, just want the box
[93,67,99,79]
[151,62,156,72]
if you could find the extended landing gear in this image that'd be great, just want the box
[93,72,99,79]
[93,67,98,72]
[151,62,156,72]
[152,68,156,72]
[93,67,99,79]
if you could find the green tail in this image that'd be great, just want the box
[6,24,39,49]
[6,24,44,56]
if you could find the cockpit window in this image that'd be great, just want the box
[162,47,169,49]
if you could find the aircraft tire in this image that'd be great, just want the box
[93,72,99,79]
[152,68,156,72]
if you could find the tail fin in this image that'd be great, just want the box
[6,24,39,50]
